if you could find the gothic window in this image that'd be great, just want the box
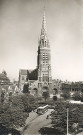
[45,41,46,47]
[39,77,41,81]
[43,53,45,56]
[42,39,44,45]
[43,55,45,59]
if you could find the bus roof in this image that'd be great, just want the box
[38,105,48,109]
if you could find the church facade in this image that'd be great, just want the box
[19,12,52,91]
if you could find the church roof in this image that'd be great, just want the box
[19,69,38,80]
[20,69,28,75]
[19,69,33,75]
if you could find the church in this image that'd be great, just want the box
[19,12,52,92]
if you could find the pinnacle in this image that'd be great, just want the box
[41,11,47,36]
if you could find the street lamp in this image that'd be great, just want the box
[67,108,69,135]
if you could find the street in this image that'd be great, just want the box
[23,109,53,135]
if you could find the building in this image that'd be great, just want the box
[19,11,52,92]
[0,72,18,100]
[19,69,38,90]
[37,12,52,89]
[19,69,28,90]
[61,82,83,95]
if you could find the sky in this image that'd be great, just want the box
[0,0,82,82]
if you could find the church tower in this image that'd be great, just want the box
[37,12,52,89]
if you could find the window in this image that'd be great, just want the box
[45,41,46,47]
[42,39,44,44]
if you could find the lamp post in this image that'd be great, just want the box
[37,88,38,108]
[67,108,69,135]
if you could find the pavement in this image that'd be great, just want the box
[22,109,53,135]
[25,110,38,124]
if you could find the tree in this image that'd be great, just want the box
[53,96,57,108]
[53,96,57,102]
[0,95,28,132]
[42,91,49,102]
[80,89,83,102]
[73,92,81,101]
[2,70,7,76]
[23,81,29,93]
[21,93,36,112]
[53,88,58,95]
[80,94,83,102]
[33,88,38,96]
[9,91,13,103]
[61,90,70,100]
[81,89,83,93]
[1,89,6,103]
[0,92,36,135]
[51,103,83,134]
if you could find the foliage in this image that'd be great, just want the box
[39,127,64,135]
[53,96,57,102]
[81,89,83,93]
[37,96,43,102]
[61,90,70,100]
[23,82,29,93]
[81,95,83,102]
[42,91,49,102]
[33,88,37,91]
[1,91,5,103]
[0,89,36,134]
[72,92,81,101]
[21,93,36,112]
[42,86,49,90]
[53,88,58,95]
[2,70,7,76]
[51,102,83,134]
[9,92,13,102]
[0,95,29,131]
[33,88,38,96]
[0,125,21,135]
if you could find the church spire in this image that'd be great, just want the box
[41,10,47,36]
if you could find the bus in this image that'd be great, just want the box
[37,105,48,115]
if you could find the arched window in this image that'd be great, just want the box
[42,39,44,45]
[45,41,46,47]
